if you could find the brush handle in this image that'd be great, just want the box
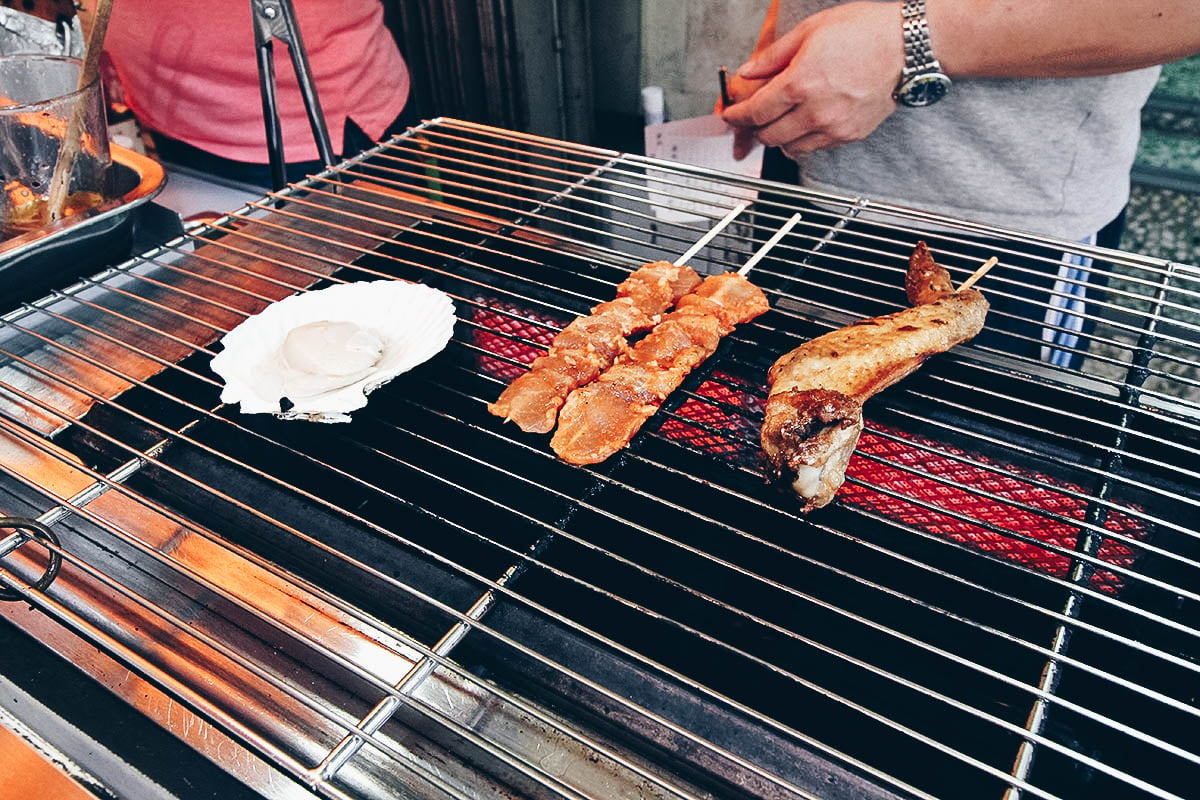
[46,0,113,221]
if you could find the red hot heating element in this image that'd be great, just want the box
[474,302,1147,595]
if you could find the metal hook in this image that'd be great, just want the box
[0,517,63,601]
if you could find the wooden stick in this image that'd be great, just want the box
[739,212,802,276]
[674,201,750,266]
[959,255,999,292]
[47,0,114,221]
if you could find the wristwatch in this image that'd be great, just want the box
[893,0,952,107]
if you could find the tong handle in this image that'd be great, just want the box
[251,0,336,189]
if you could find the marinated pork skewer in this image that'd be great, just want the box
[488,203,749,433]
[547,212,805,465]
[551,270,770,464]
[760,242,990,512]
[487,261,701,432]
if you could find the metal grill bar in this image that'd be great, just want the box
[2,278,1190,777]
[201,191,1195,429]
[0,283,834,796]
[11,184,1200,582]
[0,118,1197,800]
[0,370,716,799]
[70,212,1200,588]
[2,183,1190,700]
[0,264,885,799]
[171,190,1200,563]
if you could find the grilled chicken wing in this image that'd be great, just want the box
[761,242,989,512]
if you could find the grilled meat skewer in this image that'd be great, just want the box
[552,272,770,465]
[761,242,989,512]
[488,261,702,433]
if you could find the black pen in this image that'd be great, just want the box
[718,66,732,108]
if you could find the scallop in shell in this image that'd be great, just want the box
[211,280,455,422]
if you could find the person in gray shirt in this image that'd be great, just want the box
[722,0,1200,368]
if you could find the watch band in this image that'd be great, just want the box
[893,0,951,106]
[900,0,942,78]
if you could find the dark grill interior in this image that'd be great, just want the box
[0,118,1197,799]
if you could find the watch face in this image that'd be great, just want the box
[897,73,952,107]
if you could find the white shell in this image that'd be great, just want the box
[211,281,455,422]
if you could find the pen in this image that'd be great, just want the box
[718,66,732,108]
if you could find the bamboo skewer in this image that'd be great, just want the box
[959,255,999,291]
[674,201,750,266]
[739,213,802,276]
[47,0,114,221]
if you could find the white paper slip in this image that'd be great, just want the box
[644,114,765,223]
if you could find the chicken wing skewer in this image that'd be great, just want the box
[761,242,990,512]
[488,204,749,433]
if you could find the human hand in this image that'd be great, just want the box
[715,70,769,161]
[722,1,905,159]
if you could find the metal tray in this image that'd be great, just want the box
[0,143,165,303]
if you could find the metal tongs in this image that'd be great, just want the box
[250,0,335,190]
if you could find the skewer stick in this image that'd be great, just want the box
[673,201,750,266]
[958,255,999,292]
[47,0,114,220]
[738,212,802,276]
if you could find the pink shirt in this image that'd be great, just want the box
[103,0,410,163]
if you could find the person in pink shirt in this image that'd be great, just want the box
[92,0,413,186]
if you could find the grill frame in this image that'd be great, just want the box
[0,118,1197,800]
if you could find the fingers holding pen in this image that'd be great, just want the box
[722,69,874,159]
[721,1,905,156]
[716,69,770,160]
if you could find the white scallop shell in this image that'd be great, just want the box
[211,280,455,423]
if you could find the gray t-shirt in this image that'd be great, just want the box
[776,0,1159,240]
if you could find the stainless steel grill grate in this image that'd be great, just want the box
[0,118,1198,800]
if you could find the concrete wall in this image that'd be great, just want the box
[641,0,764,121]
[512,0,764,144]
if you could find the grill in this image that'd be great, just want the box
[1,117,1198,800]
